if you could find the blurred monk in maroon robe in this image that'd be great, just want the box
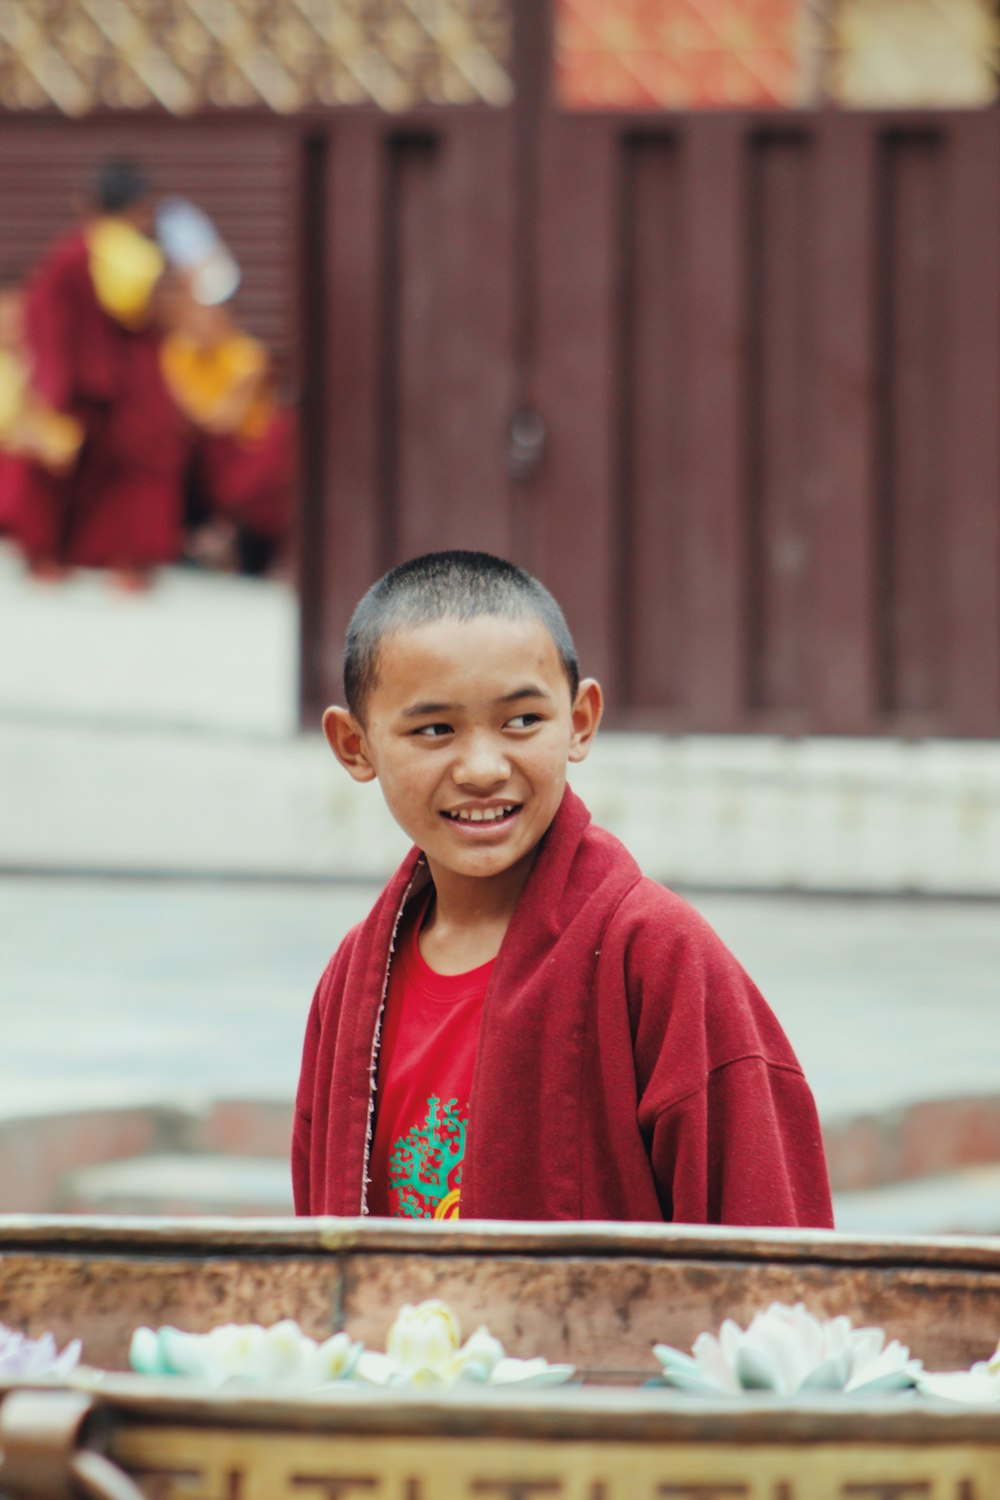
[18,158,190,586]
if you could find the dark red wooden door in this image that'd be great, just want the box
[300,108,519,714]
[518,108,1000,736]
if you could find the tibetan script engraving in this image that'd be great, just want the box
[110,1431,1000,1500]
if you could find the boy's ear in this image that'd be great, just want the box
[568,678,603,763]
[322,706,377,783]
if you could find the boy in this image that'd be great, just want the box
[293,551,833,1227]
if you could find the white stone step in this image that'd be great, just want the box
[0,542,298,738]
[60,1154,293,1218]
[834,1163,1000,1238]
[4,542,1000,891]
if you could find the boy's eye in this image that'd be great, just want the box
[506,712,543,730]
[413,722,452,738]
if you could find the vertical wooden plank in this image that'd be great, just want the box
[383,118,516,564]
[681,116,748,728]
[620,133,687,711]
[388,133,442,563]
[808,113,880,732]
[746,131,812,716]
[944,114,1000,735]
[879,129,947,720]
[313,118,386,712]
[295,129,330,723]
[434,115,516,557]
[509,0,555,566]
[531,115,619,695]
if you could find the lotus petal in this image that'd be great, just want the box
[845,1326,885,1373]
[850,1367,921,1397]
[450,1359,494,1384]
[652,1345,704,1379]
[47,1339,83,1380]
[490,1358,575,1387]
[917,1369,1000,1405]
[734,1343,782,1392]
[0,1325,81,1381]
[800,1353,852,1393]
[354,1350,399,1386]
[452,1326,505,1381]
[157,1326,212,1379]
[692,1331,741,1393]
[313,1332,363,1384]
[845,1341,920,1393]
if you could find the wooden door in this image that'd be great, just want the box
[300,108,519,717]
[521,107,1000,735]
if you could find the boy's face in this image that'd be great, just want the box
[325,614,602,900]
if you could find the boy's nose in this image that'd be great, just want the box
[452,734,510,788]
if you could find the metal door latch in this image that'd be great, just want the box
[506,407,547,482]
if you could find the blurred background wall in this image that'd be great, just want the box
[3,0,998,739]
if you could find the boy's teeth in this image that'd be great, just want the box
[452,805,512,822]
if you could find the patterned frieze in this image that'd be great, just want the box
[0,0,513,114]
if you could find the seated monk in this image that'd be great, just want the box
[161,292,294,576]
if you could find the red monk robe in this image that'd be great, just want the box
[0,281,82,549]
[19,226,190,572]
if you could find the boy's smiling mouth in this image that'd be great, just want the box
[441,803,521,825]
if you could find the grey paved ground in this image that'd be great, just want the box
[1,874,997,1128]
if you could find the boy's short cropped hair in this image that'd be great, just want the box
[343,550,580,721]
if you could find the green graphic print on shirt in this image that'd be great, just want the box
[388,1095,467,1219]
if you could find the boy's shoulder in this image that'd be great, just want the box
[525,798,733,976]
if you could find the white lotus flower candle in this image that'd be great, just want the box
[0,1322,81,1381]
[386,1299,465,1379]
[129,1301,573,1392]
[355,1299,573,1389]
[129,1320,362,1390]
[653,1303,920,1398]
[917,1339,1000,1404]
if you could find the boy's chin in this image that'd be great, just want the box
[426,838,538,886]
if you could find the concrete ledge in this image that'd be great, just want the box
[0,1101,293,1215]
[823,1094,1000,1192]
[3,721,1000,893]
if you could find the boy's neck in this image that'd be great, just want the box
[418,852,536,975]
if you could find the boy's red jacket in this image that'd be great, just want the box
[293,787,834,1227]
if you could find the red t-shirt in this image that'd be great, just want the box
[367,896,493,1219]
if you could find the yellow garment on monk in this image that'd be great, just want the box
[0,348,27,441]
[87,219,164,329]
[161,331,272,441]
[0,348,83,466]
